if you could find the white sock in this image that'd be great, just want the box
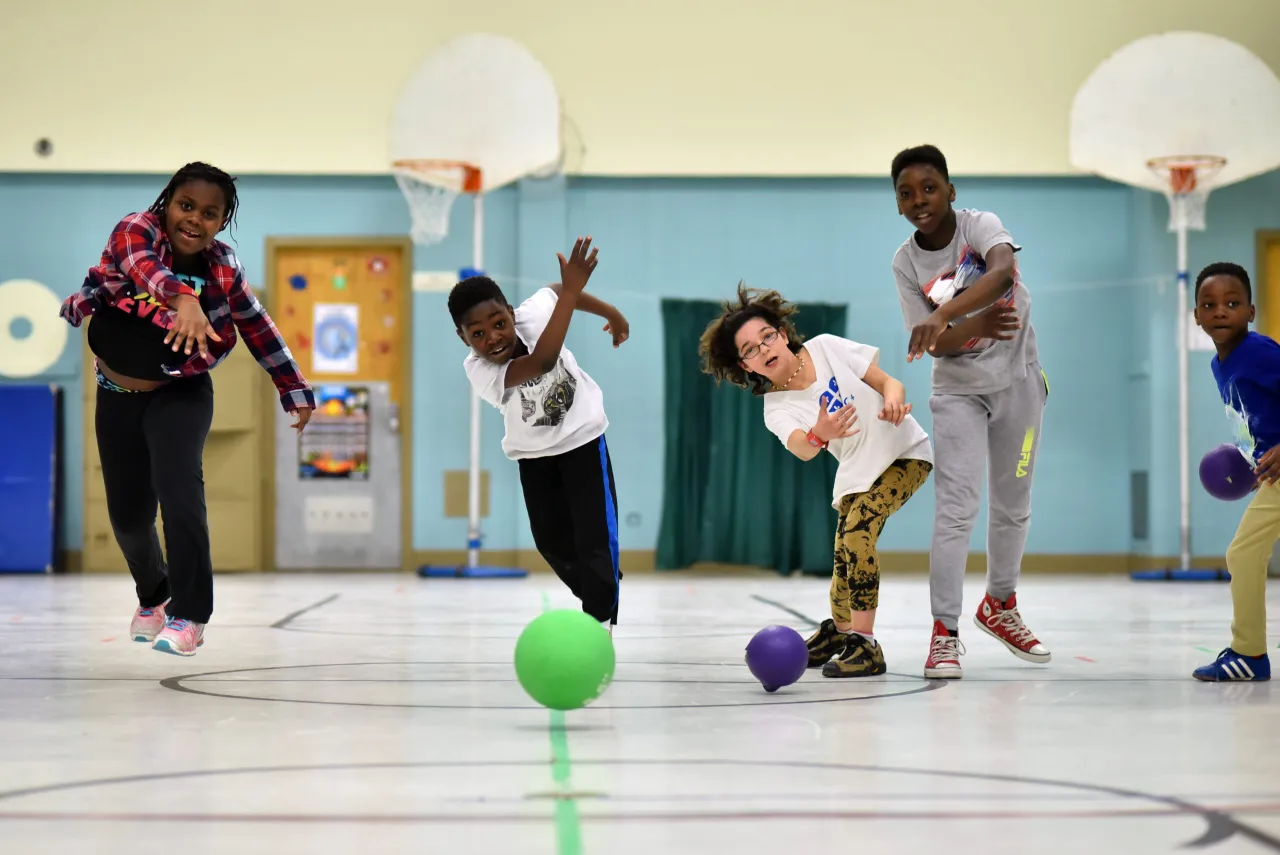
[848,630,877,647]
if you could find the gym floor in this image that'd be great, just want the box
[1,572,1277,854]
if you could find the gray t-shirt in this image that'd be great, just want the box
[893,208,1038,395]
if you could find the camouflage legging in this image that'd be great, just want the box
[830,458,932,622]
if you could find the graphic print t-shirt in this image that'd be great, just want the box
[87,259,210,381]
[893,208,1039,395]
[762,335,932,507]
[464,287,608,460]
[1210,331,1280,465]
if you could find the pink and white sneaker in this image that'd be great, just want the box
[924,620,965,679]
[130,601,168,643]
[974,592,1050,663]
[152,616,205,656]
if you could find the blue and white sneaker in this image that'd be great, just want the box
[1193,648,1271,682]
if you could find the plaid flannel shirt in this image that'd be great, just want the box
[60,212,315,413]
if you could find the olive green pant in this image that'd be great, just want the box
[830,458,932,623]
[1227,481,1280,656]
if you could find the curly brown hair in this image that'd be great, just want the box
[698,282,804,395]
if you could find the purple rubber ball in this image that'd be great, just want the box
[1199,443,1256,501]
[745,625,809,693]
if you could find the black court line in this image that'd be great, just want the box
[270,594,340,630]
[158,660,942,709]
[0,758,1272,850]
[750,595,820,628]
[278,625,751,641]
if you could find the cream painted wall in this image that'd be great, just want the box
[1,0,1277,176]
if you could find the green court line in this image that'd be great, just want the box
[549,711,582,855]
[1195,646,1216,653]
[541,592,584,855]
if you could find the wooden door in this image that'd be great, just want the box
[263,237,414,569]
[1260,231,1280,338]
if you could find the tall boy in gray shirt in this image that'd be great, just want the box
[890,144,1051,680]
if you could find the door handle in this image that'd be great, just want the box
[387,402,400,434]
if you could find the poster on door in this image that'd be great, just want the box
[298,385,370,480]
[313,304,359,373]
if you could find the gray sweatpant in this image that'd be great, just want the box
[928,362,1047,629]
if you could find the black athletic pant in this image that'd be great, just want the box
[518,435,621,624]
[95,373,215,623]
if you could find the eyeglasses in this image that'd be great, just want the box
[739,330,779,361]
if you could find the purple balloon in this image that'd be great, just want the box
[745,625,809,692]
[1199,444,1256,501]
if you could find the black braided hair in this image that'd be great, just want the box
[147,162,239,233]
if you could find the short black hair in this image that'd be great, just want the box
[891,145,950,185]
[448,275,508,327]
[148,161,239,232]
[1195,261,1252,302]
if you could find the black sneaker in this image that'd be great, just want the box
[805,619,849,668]
[821,634,887,678]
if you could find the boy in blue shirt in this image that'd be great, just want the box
[1192,261,1280,682]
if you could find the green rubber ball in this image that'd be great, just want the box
[514,610,616,710]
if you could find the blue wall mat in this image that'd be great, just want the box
[0,385,61,572]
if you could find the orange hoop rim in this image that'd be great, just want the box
[391,159,483,194]
[1146,154,1227,194]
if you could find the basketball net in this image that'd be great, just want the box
[1146,155,1226,232]
[391,160,483,246]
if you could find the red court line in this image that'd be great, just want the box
[1075,656,1096,663]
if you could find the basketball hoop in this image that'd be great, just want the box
[391,159,483,247]
[1146,154,1227,232]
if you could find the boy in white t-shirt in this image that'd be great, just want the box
[699,285,933,677]
[448,237,630,629]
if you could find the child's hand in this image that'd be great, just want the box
[878,390,912,426]
[813,400,858,443]
[603,310,630,347]
[165,295,222,356]
[557,236,599,294]
[907,313,950,362]
[1255,447,1280,485]
[973,303,1021,342]
[291,406,313,434]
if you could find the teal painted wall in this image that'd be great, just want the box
[2,170,1277,561]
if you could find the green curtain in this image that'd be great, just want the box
[656,298,847,574]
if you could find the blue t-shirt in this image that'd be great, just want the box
[1210,331,1280,464]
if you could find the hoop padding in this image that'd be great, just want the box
[388,33,562,196]
[1069,31,1280,224]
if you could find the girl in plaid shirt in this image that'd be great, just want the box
[60,162,315,656]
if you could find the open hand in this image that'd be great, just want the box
[291,406,313,434]
[164,296,222,356]
[603,311,630,347]
[813,399,858,443]
[973,303,1021,342]
[907,313,950,362]
[1255,447,1280,485]
[557,236,599,294]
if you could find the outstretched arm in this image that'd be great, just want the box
[503,238,600,388]
[548,281,629,347]
[226,263,316,425]
[906,238,1018,360]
